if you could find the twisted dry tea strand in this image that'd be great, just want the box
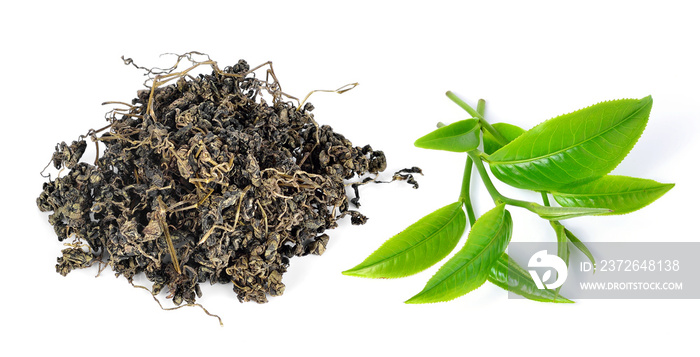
[156,196,180,274]
[38,53,403,314]
[344,92,673,304]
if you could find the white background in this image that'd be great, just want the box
[2,0,698,355]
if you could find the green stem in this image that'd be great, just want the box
[480,119,509,147]
[541,192,551,206]
[476,99,485,116]
[467,150,538,210]
[446,91,509,147]
[545,193,569,292]
[456,98,487,228]
[459,156,476,227]
[467,151,505,205]
[469,150,605,220]
[446,91,482,119]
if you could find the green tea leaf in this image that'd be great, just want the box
[488,253,573,303]
[551,175,674,215]
[552,222,570,295]
[486,97,653,191]
[406,204,512,304]
[483,122,525,155]
[527,203,611,220]
[414,118,481,152]
[564,228,596,272]
[342,202,466,279]
[553,223,570,267]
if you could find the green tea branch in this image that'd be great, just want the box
[344,92,674,304]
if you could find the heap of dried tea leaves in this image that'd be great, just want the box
[37,53,417,305]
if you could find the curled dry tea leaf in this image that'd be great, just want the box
[486,97,653,191]
[414,118,481,152]
[406,204,512,304]
[343,201,466,279]
[36,54,415,307]
[551,175,674,215]
[488,254,572,303]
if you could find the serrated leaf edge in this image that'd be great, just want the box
[552,176,674,215]
[487,96,652,165]
[487,254,573,303]
[342,202,465,279]
[405,206,511,304]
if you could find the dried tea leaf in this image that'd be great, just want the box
[37,53,417,306]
